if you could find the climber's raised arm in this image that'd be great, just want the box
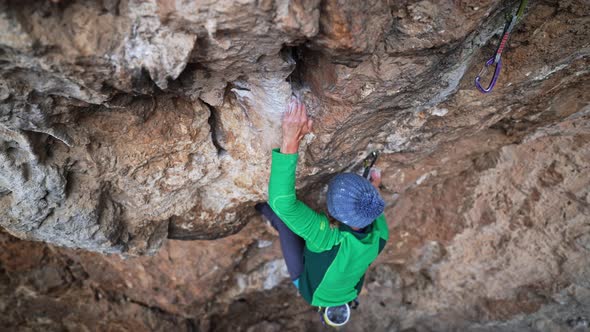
[268,98,338,250]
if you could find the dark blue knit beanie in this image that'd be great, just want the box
[326,173,385,228]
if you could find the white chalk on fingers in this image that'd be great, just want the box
[288,99,296,113]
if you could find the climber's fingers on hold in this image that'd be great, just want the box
[297,99,306,122]
[284,98,298,125]
[287,97,296,115]
[294,99,303,123]
[288,97,298,116]
[287,98,301,121]
[369,168,382,188]
[284,97,311,133]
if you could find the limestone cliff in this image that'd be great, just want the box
[0,0,589,331]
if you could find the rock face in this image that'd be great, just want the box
[0,0,589,331]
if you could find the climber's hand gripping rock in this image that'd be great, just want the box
[281,97,313,154]
[369,168,382,190]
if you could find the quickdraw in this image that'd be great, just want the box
[475,0,528,93]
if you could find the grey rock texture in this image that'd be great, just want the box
[0,0,589,331]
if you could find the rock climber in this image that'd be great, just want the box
[255,97,388,327]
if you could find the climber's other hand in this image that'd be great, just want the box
[369,168,382,189]
[281,97,312,154]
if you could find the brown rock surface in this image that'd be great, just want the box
[0,0,589,331]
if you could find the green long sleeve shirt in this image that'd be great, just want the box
[268,148,389,307]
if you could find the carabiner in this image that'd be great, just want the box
[475,56,502,93]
